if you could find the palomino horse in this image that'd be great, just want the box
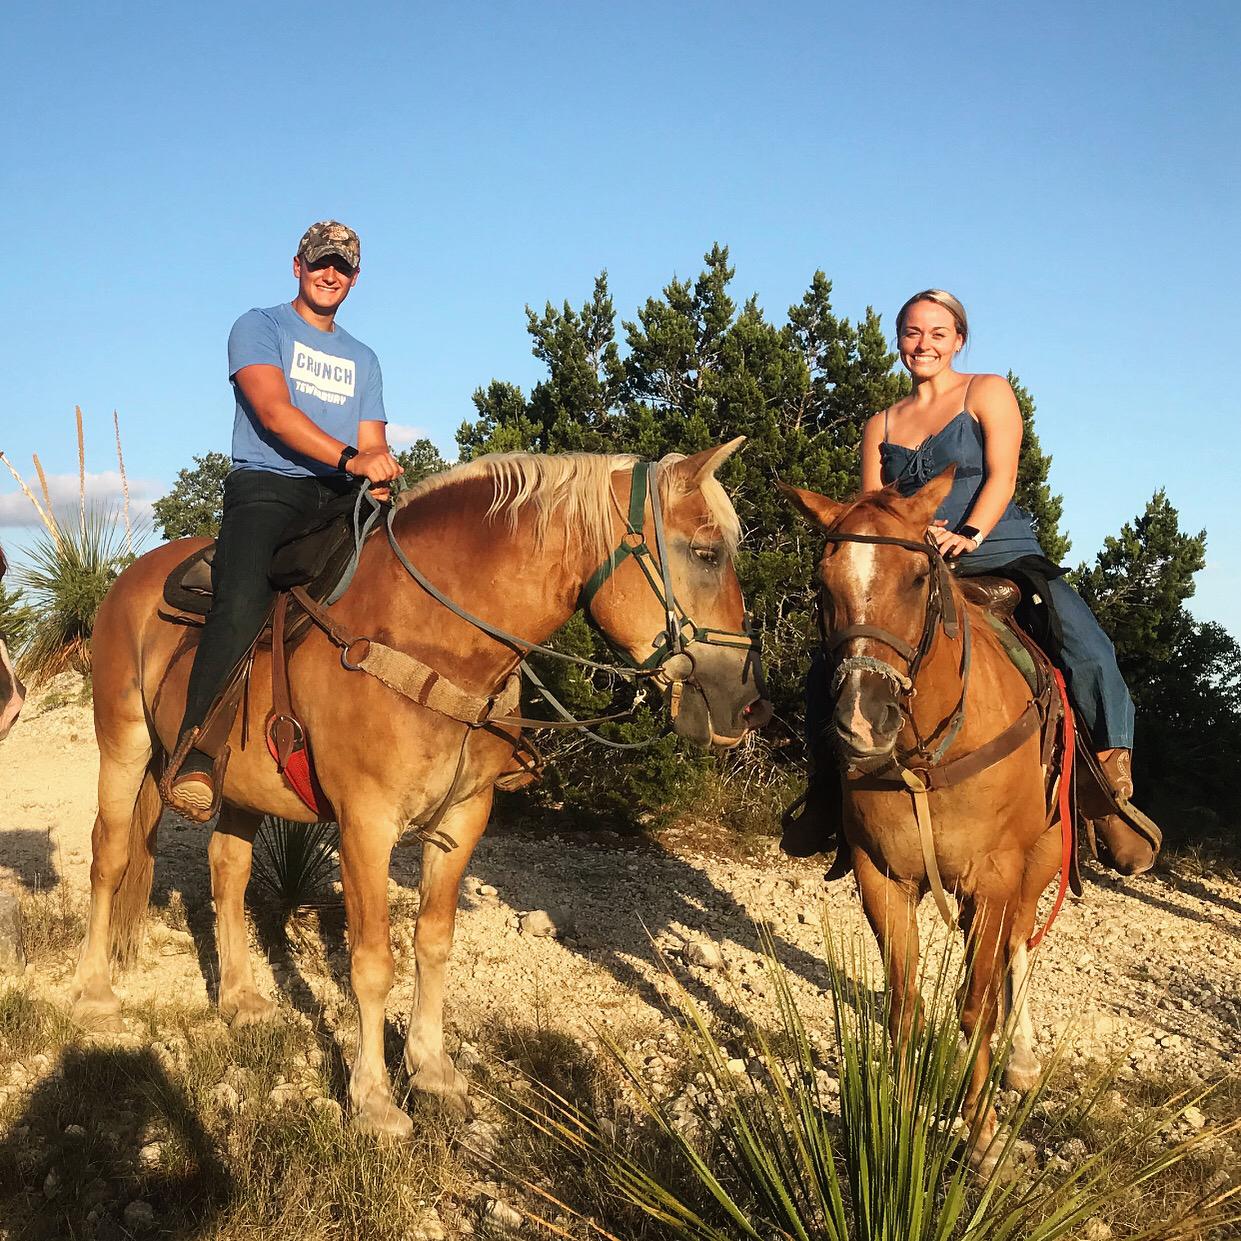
[74,441,769,1135]
[0,546,26,741]
[782,472,1061,1171]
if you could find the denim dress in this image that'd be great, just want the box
[878,408,1134,749]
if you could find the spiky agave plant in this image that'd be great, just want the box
[250,817,340,917]
[15,507,135,685]
[0,578,35,661]
[495,923,1240,1240]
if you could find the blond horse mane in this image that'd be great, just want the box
[397,451,741,565]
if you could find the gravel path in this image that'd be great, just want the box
[2,678,1238,1088]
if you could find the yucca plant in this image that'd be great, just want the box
[15,507,136,684]
[250,816,340,916]
[0,579,35,659]
[495,923,1240,1240]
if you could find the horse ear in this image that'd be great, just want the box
[667,436,746,490]
[778,481,845,530]
[896,466,957,528]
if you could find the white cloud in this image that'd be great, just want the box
[385,423,429,449]
[0,470,161,528]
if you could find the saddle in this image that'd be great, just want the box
[958,574,1160,862]
[158,494,536,823]
[162,487,369,623]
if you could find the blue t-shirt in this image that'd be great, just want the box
[228,302,386,478]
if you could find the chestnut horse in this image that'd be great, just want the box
[783,473,1061,1171]
[74,442,768,1135]
[0,546,26,741]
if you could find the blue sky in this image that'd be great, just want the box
[3,1,1238,628]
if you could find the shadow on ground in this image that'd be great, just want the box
[0,1046,232,1240]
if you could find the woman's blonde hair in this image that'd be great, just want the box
[896,289,969,345]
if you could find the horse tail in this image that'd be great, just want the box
[109,764,163,969]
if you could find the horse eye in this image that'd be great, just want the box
[693,546,719,566]
[912,571,929,588]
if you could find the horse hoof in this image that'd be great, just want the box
[352,1097,414,1139]
[968,1128,1006,1180]
[1003,1059,1043,1093]
[71,997,124,1034]
[407,1051,469,1111]
[220,990,278,1028]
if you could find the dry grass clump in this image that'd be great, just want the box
[0,985,77,1062]
[19,882,88,964]
[1023,1063,1241,1239]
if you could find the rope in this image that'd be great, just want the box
[1027,668,1075,950]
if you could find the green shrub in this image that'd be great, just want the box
[251,817,340,917]
[496,925,1241,1239]
[15,509,137,685]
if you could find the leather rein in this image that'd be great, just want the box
[295,463,760,747]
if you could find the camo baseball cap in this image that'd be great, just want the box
[297,220,360,268]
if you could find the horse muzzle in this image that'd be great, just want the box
[834,676,902,768]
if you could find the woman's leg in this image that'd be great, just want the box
[1044,577,1134,750]
[1044,577,1155,873]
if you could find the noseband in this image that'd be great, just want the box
[818,529,972,767]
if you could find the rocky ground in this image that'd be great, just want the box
[0,676,1238,1237]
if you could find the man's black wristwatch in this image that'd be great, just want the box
[337,445,359,474]
[955,523,982,546]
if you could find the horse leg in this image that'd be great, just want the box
[1003,826,1061,1092]
[404,787,493,1109]
[1002,940,1041,1091]
[958,893,1012,1175]
[854,847,923,1050]
[71,722,157,1032]
[210,805,277,1027]
[337,808,410,1137]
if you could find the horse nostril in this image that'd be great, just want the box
[881,703,902,735]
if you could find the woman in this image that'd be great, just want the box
[787,289,1159,875]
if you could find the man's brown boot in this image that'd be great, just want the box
[1088,750,1158,876]
[168,770,216,820]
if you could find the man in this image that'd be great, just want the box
[167,220,402,816]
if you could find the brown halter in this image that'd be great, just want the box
[817,530,971,768]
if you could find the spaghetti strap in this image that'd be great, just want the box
[961,374,975,415]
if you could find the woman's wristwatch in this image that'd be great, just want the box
[337,445,359,474]
[955,523,982,547]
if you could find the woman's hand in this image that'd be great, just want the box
[929,518,979,559]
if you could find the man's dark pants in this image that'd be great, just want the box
[178,468,349,761]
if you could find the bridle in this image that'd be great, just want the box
[817,529,972,769]
[372,460,761,743]
[578,461,761,698]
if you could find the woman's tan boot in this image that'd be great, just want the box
[1088,750,1159,876]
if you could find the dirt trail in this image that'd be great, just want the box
[1,676,1238,1083]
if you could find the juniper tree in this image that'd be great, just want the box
[1010,374,1070,563]
[152,451,231,541]
[1073,491,1239,820]
[396,438,450,487]
[456,249,911,822]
